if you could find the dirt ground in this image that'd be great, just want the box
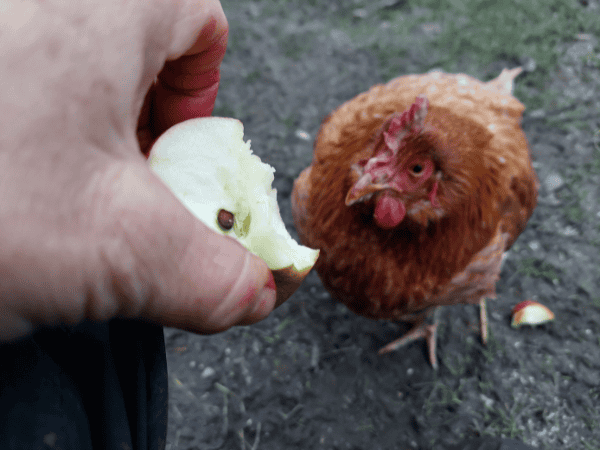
[163,2,600,449]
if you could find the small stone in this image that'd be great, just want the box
[529,109,546,118]
[480,394,494,409]
[562,226,578,236]
[566,41,595,61]
[544,173,564,192]
[520,56,537,72]
[201,367,216,378]
[421,22,442,37]
[295,129,310,141]
[247,3,259,18]
[330,29,352,49]
[353,8,368,18]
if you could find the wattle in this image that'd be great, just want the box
[374,194,406,229]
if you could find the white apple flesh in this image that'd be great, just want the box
[148,117,319,306]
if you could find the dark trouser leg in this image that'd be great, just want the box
[0,319,168,450]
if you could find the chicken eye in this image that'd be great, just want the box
[217,209,235,231]
[411,164,424,176]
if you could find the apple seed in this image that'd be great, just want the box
[218,209,235,230]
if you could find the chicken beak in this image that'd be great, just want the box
[345,181,388,206]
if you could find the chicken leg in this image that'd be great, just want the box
[480,298,488,345]
[378,307,440,370]
[378,301,488,370]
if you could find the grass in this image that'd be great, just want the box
[485,401,526,439]
[590,138,600,172]
[480,329,507,364]
[565,201,586,224]
[423,378,463,417]
[546,105,598,131]
[225,0,600,120]
[475,377,527,439]
[280,33,316,61]
[517,257,561,283]
[583,441,600,450]
[230,0,600,97]
[443,353,470,377]
[329,0,600,111]
[257,316,297,344]
[356,418,375,432]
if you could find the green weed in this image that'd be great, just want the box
[356,418,375,432]
[424,379,463,417]
[582,437,600,450]
[276,316,296,333]
[484,399,526,439]
[280,33,314,61]
[262,334,276,344]
[338,0,600,110]
[245,70,262,83]
[517,257,561,283]
[565,203,586,224]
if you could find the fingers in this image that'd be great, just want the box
[104,164,276,334]
[0,0,268,342]
[0,151,276,341]
[131,1,276,332]
[137,0,229,146]
[144,230,277,334]
[163,0,229,62]
[152,27,227,134]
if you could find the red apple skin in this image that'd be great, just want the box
[272,265,314,308]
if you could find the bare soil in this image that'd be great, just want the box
[164,2,600,449]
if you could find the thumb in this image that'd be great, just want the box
[105,162,276,334]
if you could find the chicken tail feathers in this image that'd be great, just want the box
[484,67,523,95]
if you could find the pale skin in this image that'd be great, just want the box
[0,0,276,342]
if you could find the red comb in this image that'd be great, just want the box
[383,95,429,152]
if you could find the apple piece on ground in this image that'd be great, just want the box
[148,117,319,307]
[511,300,555,328]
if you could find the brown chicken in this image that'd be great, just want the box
[292,69,539,369]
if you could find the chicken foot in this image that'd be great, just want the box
[378,301,487,369]
[378,307,440,370]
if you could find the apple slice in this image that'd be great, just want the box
[148,117,319,307]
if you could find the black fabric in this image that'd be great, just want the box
[0,319,168,450]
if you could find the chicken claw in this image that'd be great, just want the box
[378,307,440,370]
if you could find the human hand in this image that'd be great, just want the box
[0,0,276,342]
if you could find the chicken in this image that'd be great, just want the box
[292,68,539,369]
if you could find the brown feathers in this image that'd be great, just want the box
[292,69,538,323]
